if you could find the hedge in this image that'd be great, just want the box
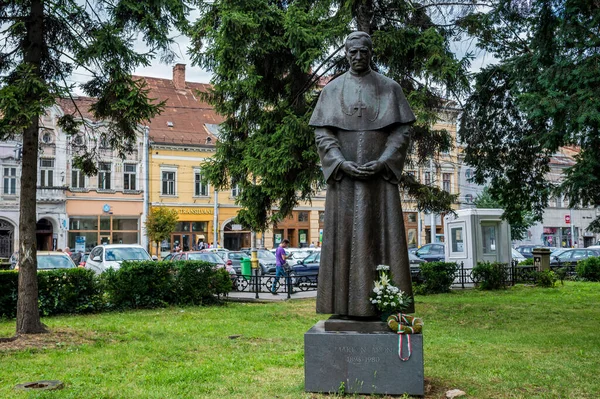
[0,268,102,319]
[473,261,509,290]
[0,261,232,319]
[413,261,459,294]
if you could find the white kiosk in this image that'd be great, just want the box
[443,208,512,270]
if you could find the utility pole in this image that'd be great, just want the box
[570,208,575,248]
[213,189,219,246]
[430,159,436,244]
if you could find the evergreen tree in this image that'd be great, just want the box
[459,0,600,233]
[0,0,191,334]
[190,0,476,232]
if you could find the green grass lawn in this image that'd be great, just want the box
[1,282,599,398]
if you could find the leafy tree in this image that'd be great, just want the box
[0,0,191,334]
[473,186,535,239]
[190,0,478,232]
[145,207,179,259]
[458,0,600,233]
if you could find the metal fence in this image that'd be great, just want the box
[231,272,319,298]
[231,261,579,298]
[445,261,578,289]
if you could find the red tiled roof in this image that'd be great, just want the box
[56,97,98,121]
[133,75,222,146]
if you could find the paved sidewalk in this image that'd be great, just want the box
[226,290,317,302]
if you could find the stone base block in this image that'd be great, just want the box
[304,320,424,396]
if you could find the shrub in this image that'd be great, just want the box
[1,269,102,318]
[520,258,534,265]
[534,270,557,288]
[414,261,459,294]
[473,262,509,290]
[172,261,225,305]
[0,271,18,319]
[576,256,600,281]
[38,268,103,315]
[101,261,174,309]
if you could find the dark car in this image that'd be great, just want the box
[514,245,544,259]
[550,248,600,267]
[408,253,426,283]
[290,251,320,285]
[415,243,446,262]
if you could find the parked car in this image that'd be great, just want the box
[289,251,320,284]
[511,248,527,264]
[221,251,247,274]
[78,252,90,268]
[242,249,278,275]
[514,245,542,259]
[415,243,446,262]
[14,251,77,271]
[161,252,176,261]
[201,247,230,260]
[173,251,237,279]
[550,248,600,267]
[85,244,153,274]
[408,253,426,283]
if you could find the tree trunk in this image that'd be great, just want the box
[354,0,374,34]
[16,0,47,335]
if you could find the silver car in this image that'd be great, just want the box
[85,244,153,274]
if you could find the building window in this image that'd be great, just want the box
[99,133,109,149]
[98,162,111,190]
[298,211,309,222]
[424,171,431,186]
[465,194,474,204]
[71,165,85,188]
[465,169,473,180]
[407,213,417,223]
[3,167,16,194]
[162,171,176,195]
[443,173,451,192]
[231,182,240,197]
[39,158,54,187]
[194,170,209,196]
[124,164,136,191]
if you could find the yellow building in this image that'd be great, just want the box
[401,104,462,247]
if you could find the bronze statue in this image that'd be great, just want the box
[310,31,416,317]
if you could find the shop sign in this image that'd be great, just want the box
[231,224,243,231]
[176,208,213,215]
[300,233,307,243]
[564,214,571,224]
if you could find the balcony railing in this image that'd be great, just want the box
[37,186,68,203]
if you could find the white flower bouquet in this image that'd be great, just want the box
[370,264,412,314]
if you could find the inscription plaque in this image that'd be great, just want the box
[305,321,424,396]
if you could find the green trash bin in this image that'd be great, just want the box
[240,257,252,277]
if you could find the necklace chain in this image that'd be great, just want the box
[339,72,380,121]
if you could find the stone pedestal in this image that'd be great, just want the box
[304,320,424,396]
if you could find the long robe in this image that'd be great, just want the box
[309,69,416,317]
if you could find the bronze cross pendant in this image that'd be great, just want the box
[353,101,367,117]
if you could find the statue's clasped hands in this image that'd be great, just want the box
[341,160,384,179]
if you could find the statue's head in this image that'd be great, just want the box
[345,31,372,73]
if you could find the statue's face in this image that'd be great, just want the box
[346,37,372,73]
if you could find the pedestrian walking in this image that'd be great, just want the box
[271,239,289,295]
